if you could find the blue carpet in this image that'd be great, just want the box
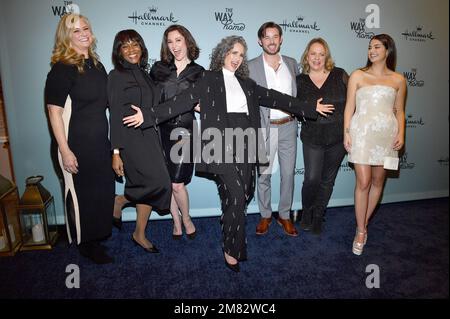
[0,198,448,299]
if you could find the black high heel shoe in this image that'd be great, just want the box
[186,230,196,240]
[183,218,197,240]
[131,236,159,253]
[172,233,182,240]
[112,216,122,230]
[224,254,240,273]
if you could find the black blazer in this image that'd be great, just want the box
[153,70,318,175]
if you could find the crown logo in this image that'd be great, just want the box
[297,15,304,21]
[416,25,423,31]
[148,6,157,13]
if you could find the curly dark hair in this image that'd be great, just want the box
[160,24,200,64]
[112,29,148,71]
[209,35,249,79]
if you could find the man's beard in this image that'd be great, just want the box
[262,45,281,55]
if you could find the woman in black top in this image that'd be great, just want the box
[125,35,334,272]
[150,25,204,240]
[108,30,177,253]
[296,38,348,234]
[45,14,115,264]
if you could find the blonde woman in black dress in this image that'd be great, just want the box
[296,38,348,235]
[46,14,115,264]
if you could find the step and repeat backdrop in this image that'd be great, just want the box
[0,0,448,222]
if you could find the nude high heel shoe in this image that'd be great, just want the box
[352,229,367,255]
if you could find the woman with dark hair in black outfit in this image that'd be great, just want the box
[150,25,204,240]
[108,30,195,253]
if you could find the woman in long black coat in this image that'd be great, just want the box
[124,35,334,271]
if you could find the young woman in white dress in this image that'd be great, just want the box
[343,34,407,255]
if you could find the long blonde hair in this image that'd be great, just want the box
[300,38,335,74]
[50,14,99,73]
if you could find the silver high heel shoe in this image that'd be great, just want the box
[352,229,367,255]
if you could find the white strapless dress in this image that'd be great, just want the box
[348,85,398,165]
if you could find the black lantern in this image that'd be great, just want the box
[18,176,58,250]
[0,174,21,256]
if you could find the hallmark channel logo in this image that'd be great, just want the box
[403,68,424,87]
[437,156,449,167]
[399,152,415,170]
[279,15,320,34]
[349,18,375,39]
[51,1,79,17]
[128,6,178,26]
[406,113,425,128]
[401,25,435,42]
[214,8,245,31]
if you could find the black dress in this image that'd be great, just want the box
[150,61,204,185]
[107,61,172,214]
[45,59,115,244]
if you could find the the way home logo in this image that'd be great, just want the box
[128,6,178,26]
[437,156,449,167]
[401,25,435,42]
[51,1,79,17]
[406,113,425,128]
[214,8,245,31]
[399,152,415,170]
[350,18,375,39]
[403,68,424,87]
[279,15,320,34]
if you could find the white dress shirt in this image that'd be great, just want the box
[263,55,293,120]
[222,68,248,114]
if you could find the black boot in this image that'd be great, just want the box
[300,208,313,231]
[78,241,114,264]
[311,207,324,235]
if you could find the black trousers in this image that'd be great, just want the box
[301,141,346,212]
[214,113,255,261]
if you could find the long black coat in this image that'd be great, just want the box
[108,62,172,212]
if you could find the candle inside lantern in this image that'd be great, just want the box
[32,223,45,242]
[0,235,5,250]
[8,224,15,243]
